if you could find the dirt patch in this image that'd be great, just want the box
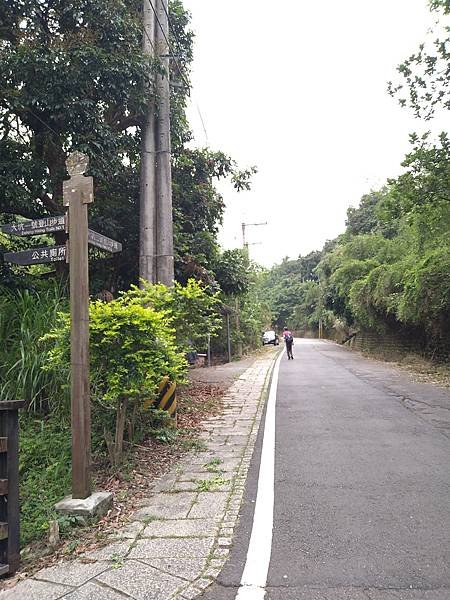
[394,353,450,388]
[356,349,450,388]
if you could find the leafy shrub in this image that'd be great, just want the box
[124,278,222,351]
[398,247,450,335]
[43,295,187,464]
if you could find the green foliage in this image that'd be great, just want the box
[264,131,450,351]
[123,278,222,351]
[213,249,251,297]
[388,0,450,119]
[19,415,72,545]
[42,286,188,463]
[259,252,322,329]
[0,284,68,410]
[0,0,149,221]
[0,1,255,292]
[44,298,187,405]
[398,246,450,332]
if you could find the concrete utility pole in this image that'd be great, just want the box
[155,0,174,285]
[140,0,157,285]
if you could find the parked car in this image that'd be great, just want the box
[262,330,279,346]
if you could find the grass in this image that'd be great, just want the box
[178,437,208,453]
[204,457,223,473]
[195,476,229,492]
[0,285,68,411]
[19,415,72,545]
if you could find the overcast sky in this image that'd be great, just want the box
[183,0,448,266]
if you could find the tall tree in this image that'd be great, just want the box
[388,0,450,119]
[0,0,255,291]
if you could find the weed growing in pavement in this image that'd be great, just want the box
[204,457,224,473]
[57,514,86,536]
[142,515,159,526]
[110,553,125,569]
[195,476,229,492]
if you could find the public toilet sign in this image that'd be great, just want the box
[2,221,121,266]
[4,245,67,265]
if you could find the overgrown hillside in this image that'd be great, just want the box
[262,0,450,356]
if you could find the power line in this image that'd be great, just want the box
[142,9,190,94]
[155,3,209,145]
[146,0,191,93]
[195,101,208,145]
[159,0,186,55]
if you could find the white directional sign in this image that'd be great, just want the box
[88,230,122,253]
[1,216,65,236]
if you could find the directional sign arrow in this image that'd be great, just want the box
[3,245,67,265]
[1,216,66,236]
[88,229,122,253]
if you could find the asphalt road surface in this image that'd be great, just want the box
[200,339,450,600]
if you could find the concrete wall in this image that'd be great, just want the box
[295,328,450,363]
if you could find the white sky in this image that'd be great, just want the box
[183,0,449,266]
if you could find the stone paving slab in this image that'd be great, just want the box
[129,537,215,560]
[63,582,127,600]
[188,492,228,519]
[0,348,278,600]
[97,560,186,600]
[142,518,218,538]
[140,558,207,582]
[0,578,73,599]
[34,559,111,587]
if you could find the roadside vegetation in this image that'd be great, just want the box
[262,0,450,363]
[0,0,271,554]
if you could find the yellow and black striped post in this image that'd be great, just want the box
[143,376,177,422]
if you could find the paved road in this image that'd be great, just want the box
[201,339,450,600]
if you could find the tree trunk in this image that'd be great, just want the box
[114,397,129,465]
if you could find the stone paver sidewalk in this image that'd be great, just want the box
[1,349,278,600]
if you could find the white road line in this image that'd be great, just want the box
[235,349,284,600]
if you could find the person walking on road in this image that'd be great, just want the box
[282,326,294,359]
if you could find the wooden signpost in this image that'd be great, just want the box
[2,151,122,502]
[63,152,93,500]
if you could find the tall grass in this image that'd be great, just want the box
[0,284,69,413]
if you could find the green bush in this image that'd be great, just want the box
[43,293,187,464]
[398,247,450,334]
[124,278,222,351]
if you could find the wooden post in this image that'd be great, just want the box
[0,401,25,575]
[226,312,232,363]
[63,152,93,500]
[235,297,243,358]
[207,333,211,368]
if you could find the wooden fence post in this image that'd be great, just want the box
[0,401,25,575]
